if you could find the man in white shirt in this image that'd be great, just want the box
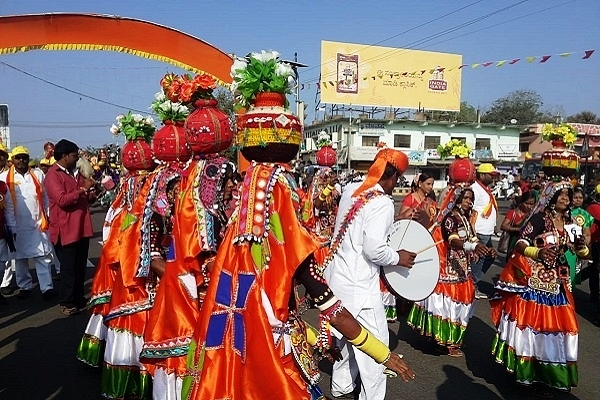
[470,163,500,299]
[0,146,56,300]
[325,148,416,400]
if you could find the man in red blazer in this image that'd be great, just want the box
[44,139,96,316]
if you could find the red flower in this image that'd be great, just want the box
[179,81,196,103]
[194,73,217,90]
[160,73,177,90]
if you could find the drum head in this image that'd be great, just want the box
[381,219,440,301]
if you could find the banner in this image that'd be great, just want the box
[320,40,462,111]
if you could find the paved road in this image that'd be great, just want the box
[0,200,598,399]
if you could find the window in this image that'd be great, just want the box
[394,134,411,148]
[519,142,529,152]
[475,138,491,150]
[424,136,440,149]
[361,136,380,147]
[451,137,466,144]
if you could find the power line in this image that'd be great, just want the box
[301,0,484,75]
[0,61,152,114]
[421,0,578,51]
[306,0,533,83]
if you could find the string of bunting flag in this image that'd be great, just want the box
[300,49,594,91]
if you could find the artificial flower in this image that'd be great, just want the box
[159,72,217,105]
[541,122,578,146]
[111,111,156,142]
[316,131,332,148]
[230,50,295,108]
[437,139,472,159]
[151,92,190,123]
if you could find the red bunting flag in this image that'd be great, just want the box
[509,58,520,64]
[540,55,551,63]
[301,84,304,90]
[458,64,468,69]
[583,50,595,59]
[316,82,320,90]
[482,62,493,67]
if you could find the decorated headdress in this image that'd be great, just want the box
[352,148,408,197]
[232,50,302,163]
[315,131,336,167]
[526,179,573,221]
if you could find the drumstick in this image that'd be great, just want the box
[399,219,411,247]
[415,240,443,255]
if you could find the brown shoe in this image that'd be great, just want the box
[448,347,464,357]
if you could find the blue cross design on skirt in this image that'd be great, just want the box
[205,270,256,360]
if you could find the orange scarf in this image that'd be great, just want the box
[6,166,49,231]
[477,180,498,218]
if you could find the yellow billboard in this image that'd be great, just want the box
[320,40,462,111]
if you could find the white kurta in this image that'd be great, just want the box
[0,168,52,259]
[324,182,400,400]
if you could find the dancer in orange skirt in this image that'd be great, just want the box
[491,180,586,397]
[407,186,494,356]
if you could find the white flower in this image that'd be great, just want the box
[250,50,280,63]
[275,62,293,78]
[230,58,248,78]
[132,113,143,123]
[145,116,154,126]
[116,114,125,121]
[109,124,119,135]
[154,92,166,101]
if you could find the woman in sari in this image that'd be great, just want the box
[499,191,536,262]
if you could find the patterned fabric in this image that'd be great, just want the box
[183,162,320,400]
[407,208,477,347]
[491,211,579,391]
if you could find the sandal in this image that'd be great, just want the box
[60,306,80,316]
[448,347,464,357]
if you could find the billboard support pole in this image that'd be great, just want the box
[347,106,352,173]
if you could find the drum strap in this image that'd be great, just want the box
[321,189,385,269]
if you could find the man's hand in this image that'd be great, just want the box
[82,178,95,191]
[397,249,416,268]
[383,353,416,382]
[474,243,489,258]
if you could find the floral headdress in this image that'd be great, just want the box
[316,131,332,148]
[110,111,156,142]
[230,50,295,108]
[151,91,190,123]
[541,123,578,146]
[160,72,217,105]
[437,139,471,159]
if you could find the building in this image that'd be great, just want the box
[302,116,521,188]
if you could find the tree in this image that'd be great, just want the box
[567,111,600,124]
[457,101,477,122]
[213,88,237,163]
[480,89,544,125]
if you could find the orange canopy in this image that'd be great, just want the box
[0,13,233,85]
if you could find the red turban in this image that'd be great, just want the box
[352,148,408,197]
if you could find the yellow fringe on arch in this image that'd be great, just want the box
[0,43,230,87]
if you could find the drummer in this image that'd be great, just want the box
[324,148,417,400]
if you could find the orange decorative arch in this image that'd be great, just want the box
[0,13,233,85]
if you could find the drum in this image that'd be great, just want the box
[381,220,440,301]
[101,175,116,191]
